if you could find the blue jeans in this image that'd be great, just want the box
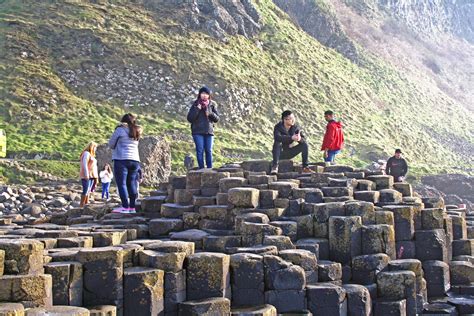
[325,150,341,162]
[101,182,111,199]
[192,134,214,169]
[81,179,94,195]
[114,160,140,208]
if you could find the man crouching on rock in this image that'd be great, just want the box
[271,110,311,174]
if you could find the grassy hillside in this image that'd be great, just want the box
[0,0,472,182]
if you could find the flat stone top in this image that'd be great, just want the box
[124,266,164,274]
[188,252,229,259]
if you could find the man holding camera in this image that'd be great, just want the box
[271,110,311,174]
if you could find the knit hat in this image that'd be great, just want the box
[199,86,212,95]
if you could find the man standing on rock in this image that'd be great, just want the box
[321,110,344,163]
[386,149,408,182]
[271,110,311,174]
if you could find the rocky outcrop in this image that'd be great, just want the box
[273,0,359,62]
[96,135,172,187]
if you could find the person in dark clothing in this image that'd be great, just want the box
[321,110,344,163]
[271,110,311,174]
[187,86,219,169]
[386,149,408,182]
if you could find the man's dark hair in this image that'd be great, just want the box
[395,149,402,154]
[281,110,292,120]
[324,110,334,116]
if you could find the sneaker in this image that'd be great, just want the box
[111,206,128,214]
[270,166,278,175]
[127,208,136,214]
[302,167,314,173]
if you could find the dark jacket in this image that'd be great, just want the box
[186,100,219,135]
[385,156,408,179]
[273,121,306,150]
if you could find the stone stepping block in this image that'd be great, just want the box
[44,261,83,306]
[263,255,305,291]
[352,253,390,285]
[264,289,306,314]
[161,204,194,218]
[263,235,295,251]
[57,236,93,248]
[138,250,186,273]
[0,239,44,275]
[318,260,342,282]
[216,192,229,205]
[361,224,396,259]
[0,274,52,307]
[173,189,196,205]
[328,177,358,188]
[393,182,413,197]
[378,189,403,204]
[203,235,242,252]
[280,249,318,284]
[306,283,347,315]
[269,221,297,241]
[356,179,376,191]
[345,171,365,179]
[259,190,278,208]
[193,196,216,208]
[241,160,272,173]
[374,299,406,315]
[248,174,277,185]
[388,259,425,312]
[453,255,474,264]
[199,205,232,221]
[383,205,415,241]
[185,171,204,190]
[201,171,230,188]
[140,196,167,213]
[227,245,278,256]
[421,208,445,230]
[124,267,164,316]
[170,229,210,250]
[183,212,201,229]
[367,175,394,190]
[231,304,277,316]
[329,216,362,265]
[145,240,195,256]
[422,197,445,209]
[25,306,90,316]
[324,165,354,173]
[452,239,474,257]
[228,188,260,208]
[377,270,417,316]
[354,190,380,203]
[219,177,248,193]
[312,202,345,223]
[149,218,183,238]
[179,297,231,315]
[448,295,474,315]
[321,186,353,198]
[375,210,395,226]
[415,229,448,262]
[164,270,186,314]
[450,260,474,285]
[186,252,230,301]
[345,201,376,224]
[296,238,325,259]
[88,305,116,316]
[292,188,323,203]
[343,284,372,316]
[230,253,265,307]
[241,223,282,247]
[282,215,313,239]
[117,243,143,268]
[236,213,270,234]
[311,172,344,184]
[450,215,467,240]
[48,250,79,262]
[422,260,450,297]
[422,302,457,315]
[395,240,416,259]
[0,303,24,316]
[268,182,299,199]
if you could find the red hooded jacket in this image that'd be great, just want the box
[321,120,344,151]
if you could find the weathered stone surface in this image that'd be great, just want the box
[149,218,183,237]
[228,187,260,208]
[124,267,164,316]
[422,302,457,315]
[415,230,448,262]
[354,191,380,203]
[306,283,347,315]
[219,177,248,193]
[452,239,474,257]
[263,255,305,290]
[393,182,413,197]
[329,216,362,264]
[352,253,390,285]
[374,299,406,316]
[422,208,445,229]
[139,250,186,273]
[343,284,372,316]
[0,274,53,307]
[377,271,417,315]
[230,304,277,316]
[25,306,89,316]
[422,260,450,297]
[0,240,44,275]
[264,289,306,313]
[230,253,264,307]
[451,215,467,240]
[345,201,375,224]
[450,261,474,285]
[362,224,396,259]
[178,297,231,316]
[367,175,394,190]
[186,252,230,300]
[44,261,82,306]
[318,260,342,282]
[268,181,299,199]
[88,305,117,316]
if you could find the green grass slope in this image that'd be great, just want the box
[0,0,472,181]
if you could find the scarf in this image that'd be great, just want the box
[199,98,210,111]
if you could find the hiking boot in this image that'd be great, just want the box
[302,167,314,173]
[270,165,278,175]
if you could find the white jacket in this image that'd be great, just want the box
[100,170,113,183]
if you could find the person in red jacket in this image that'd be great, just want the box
[321,110,344,163]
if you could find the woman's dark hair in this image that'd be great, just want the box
[196,86,212,101]
[120,113,142,140]
[281,110,292,120]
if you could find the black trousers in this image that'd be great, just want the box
[272,141,309,167]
